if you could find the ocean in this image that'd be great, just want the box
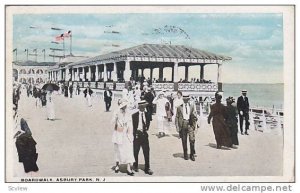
[223,83,284,109]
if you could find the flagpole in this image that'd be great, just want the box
[35,49,37,62]
[25,49,28,61]
[63,38,65,58]
[70,33,72,56]
[43,49,46,62]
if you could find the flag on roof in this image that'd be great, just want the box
[64,30,72,38]
[13,48,17,52]
[55,34,64,41]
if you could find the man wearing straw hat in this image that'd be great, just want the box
[132,100,153,175]
[175,94,198,161]
[237,90,250,135]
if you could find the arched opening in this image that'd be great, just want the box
[28,77,35,84]
[20,69,26,74]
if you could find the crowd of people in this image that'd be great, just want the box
[12,78,250,176]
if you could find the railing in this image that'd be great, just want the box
[106,82,114,90]
[152,83,174,91]
[98,82,105,89]
[116,83,125,90]
[83,82,89,88]
[90,82,96,89]
[178,83,218,92]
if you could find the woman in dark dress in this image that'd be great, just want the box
[225,97,239,146]
[64,84,69,97]
[40,89,47,107]
[15,118,39,173]
[208,92,232,149]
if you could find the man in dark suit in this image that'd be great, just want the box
[103,87,113,112]
[237,90,250,135]
[143,87,155,124]
[132,100,153,175]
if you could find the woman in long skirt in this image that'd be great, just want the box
[153,91,170,137]
[112,99,135,176]
[46,91,55,120]
[15,118,39,173]
[225,97,239,146]
[83,86,93,107]
[208,92,232,149]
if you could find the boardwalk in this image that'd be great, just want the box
[8,88,283,181]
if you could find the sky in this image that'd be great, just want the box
[12,13,283,83]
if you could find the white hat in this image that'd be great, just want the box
[242,90,247,93]
[138,100,148,106]
[118,99,128,109]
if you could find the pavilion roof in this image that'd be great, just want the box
[70,43,232,66]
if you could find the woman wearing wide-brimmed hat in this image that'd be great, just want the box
[111,99,135,176]
[153,90,170,137]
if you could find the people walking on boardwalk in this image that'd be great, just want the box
[208,92,232,149]
[15,118,39,174]
[83,86,93,107]
[237,90,250,135]
[153,91,170,137]
[225,97,239,146]
[132,100,153,175]
[175,94,198,161]
[46,91,55,120]
[112,99,135,176]
[69,84,73,98]
[104,87,113,111]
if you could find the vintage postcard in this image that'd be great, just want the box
[5,5,295,182]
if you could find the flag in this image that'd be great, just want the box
[13,48,17,52]
[33,49,37,53]
[64,30,72,38]
[24,49,28,52]
[55,33,64,41]
[42,49,45,53]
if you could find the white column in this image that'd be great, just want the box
[104,64,108,81]
[72,68,75,81]
[50,72,53,81]
[88,66,92,81]
[76,68,80,81]
[82,67,86,81]
[217,63,222,83]
[112,62,117,81]
[173,61,178,82]
[95,65,99,81]
[124,60,131,81]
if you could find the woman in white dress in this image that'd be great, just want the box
[153,91,170,137]
[112,99,135,176]
[46,91,55,121]
[83,86,93,107]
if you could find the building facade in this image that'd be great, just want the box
[13,61,56,84]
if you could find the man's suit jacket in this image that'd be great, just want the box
[132,111,148,137]
[175,102,198,133]
[237,96,249,113]
[104,90,112,102]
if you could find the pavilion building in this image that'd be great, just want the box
[47,43,231,98]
